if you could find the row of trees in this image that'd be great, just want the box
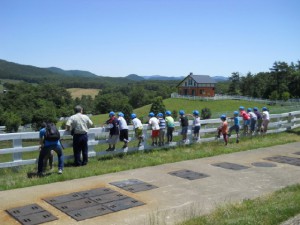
[227,61,300,100]
[0,81,176,132]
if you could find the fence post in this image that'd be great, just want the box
[12,139,22,162]
[88,133,96,157]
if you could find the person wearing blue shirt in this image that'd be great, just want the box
[228,111,240,143]
[37,124,64,175]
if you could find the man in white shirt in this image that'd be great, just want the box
[66,105,93,166]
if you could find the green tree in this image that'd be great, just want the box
[281,92,290,101]
[3,112,22,132]
[172,109,178,120]
[201,108,212,119]
[269,90,279,101]
[119,104,133,123]
[228,72,240,95]
[150,97,166,115]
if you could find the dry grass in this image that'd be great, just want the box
[67,88,100,99]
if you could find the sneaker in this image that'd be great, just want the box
[58,169,63,174]
[236,139,239,143]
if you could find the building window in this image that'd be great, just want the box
[185,82,187,87]
[188,79,193,86]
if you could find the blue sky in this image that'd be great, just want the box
[1,0,299,77]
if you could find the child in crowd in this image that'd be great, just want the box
[228,111,240,143]
[262,107,270,134]
[191,110,201,141]
[239,106,250,136]
[131,113,144,147]
[217,115,228,145]
[157,113,166,146]
[148,112,160,146]
[253,107,262,134]
[105,111,119,151]
[179,110,189,143]
[117,112,129,149]
[165,110,175,143]
[247,108,257,135]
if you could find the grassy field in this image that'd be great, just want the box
[179,184,300,225]
[90,98,300,126]
[66,88,100,99]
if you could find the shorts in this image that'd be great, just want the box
[262,120,269,130]
[108,135,119,144]
[152,130,160,137]
[119,129,128,142]
[159,129,165,138]
[244,119,250,126]
[135,127,143,138]
[250,119,257,132]
[181,126,188,135]
[229,124,240,133]
[193,126,200,134]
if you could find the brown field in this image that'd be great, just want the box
[67,88,100,99]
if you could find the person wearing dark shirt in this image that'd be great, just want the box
[179,110,189,143]
[106,111,119,151]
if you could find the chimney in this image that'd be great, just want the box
[189,72,193,75]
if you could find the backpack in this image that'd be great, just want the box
[44,123,60,141]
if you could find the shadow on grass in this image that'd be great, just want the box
[27,172,52,178]
[287,129,300,135]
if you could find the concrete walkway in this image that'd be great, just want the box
[1,142,300,225]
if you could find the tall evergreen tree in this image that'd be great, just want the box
[149,97,166,116]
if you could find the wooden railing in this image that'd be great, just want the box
[1,111,300,168]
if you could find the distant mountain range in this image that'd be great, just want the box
[45,67,99,78]
[125,74,228,82]
[0,59,228,84]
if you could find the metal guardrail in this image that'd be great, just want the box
[1,111,300,168]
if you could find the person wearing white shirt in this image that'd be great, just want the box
[262,107,270,134]
[148,112,160,146]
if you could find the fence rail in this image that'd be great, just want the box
[1,111,300,168]
[171,93,300,105]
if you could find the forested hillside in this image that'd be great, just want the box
[1,59,299,132]
[0,59,179,131]
[227,61,300,99]
[0,59,135,89]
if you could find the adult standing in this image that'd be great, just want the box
[37,122,64,175]
[66,105,93,166]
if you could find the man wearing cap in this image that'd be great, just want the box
[66,105,93,166]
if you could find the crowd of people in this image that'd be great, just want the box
[217,106,270,145]
[37,105,270,176]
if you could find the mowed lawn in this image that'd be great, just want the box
[67,88,100,99]
[90,98,297,126]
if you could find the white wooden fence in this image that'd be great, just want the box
[1,111,300,168]
[171,93,300,105]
